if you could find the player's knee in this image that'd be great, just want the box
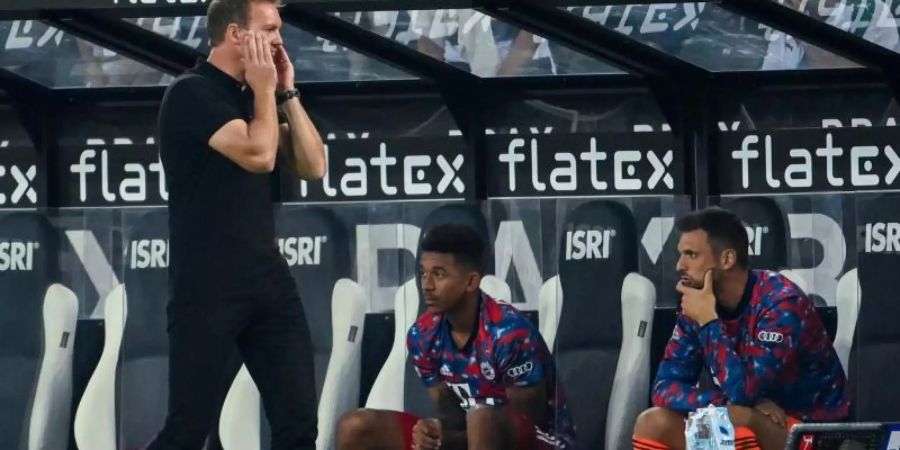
[633,407,679,439]
[466,406,504,428]
[336,409,378,444]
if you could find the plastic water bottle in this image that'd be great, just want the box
[685,405,736,450]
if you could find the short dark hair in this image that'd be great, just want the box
[207,0,279,46]
[420,224,485,273]
[676,207,749,269]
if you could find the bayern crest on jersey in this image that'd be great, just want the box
[480,361,496,380]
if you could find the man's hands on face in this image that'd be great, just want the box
[754,398,787,428]
[242,31,277,94]
[412,418,442,450]
[676,270,719,326]
[274,44,295,92]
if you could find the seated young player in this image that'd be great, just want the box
[336,223,576,450]
[633,207,850,450]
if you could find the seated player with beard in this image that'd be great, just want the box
[632,207,850,450]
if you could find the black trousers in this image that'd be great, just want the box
[149,289,317,450]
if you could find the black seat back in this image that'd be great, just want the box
[119,209,170,449]
[850,194,900,421]
[724,197,789,271]
[0,212,59,450]
[556,200,638,450]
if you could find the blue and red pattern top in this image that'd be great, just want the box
[653,270,850,422]
[408,293,576,448]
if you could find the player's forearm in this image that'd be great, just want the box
[652,380,725,412]
[279,97,326,180]
[697,321,763,405]
[249,91,279,158]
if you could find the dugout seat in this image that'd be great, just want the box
[73,209,168,450]
[725,197,789,271]
[849,194,900,421]
[0,212,77,450]
[554,200,656,450]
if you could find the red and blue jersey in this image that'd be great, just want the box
[407,293,576,449]
[652,270,850,422]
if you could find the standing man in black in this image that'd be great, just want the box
[154,0,326,448]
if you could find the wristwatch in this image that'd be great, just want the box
[276,88,301,105]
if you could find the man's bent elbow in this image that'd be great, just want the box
[243,152,276,174]
[310,159,327,180]
[300,156,327,180]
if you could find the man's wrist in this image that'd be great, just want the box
[697,312,719,328]
[276,88,300,105]
[257,86,277,97]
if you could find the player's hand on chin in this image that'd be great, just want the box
[412,418,442,450]
[676,270,719,326]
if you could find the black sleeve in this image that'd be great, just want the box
[164,75,243,145]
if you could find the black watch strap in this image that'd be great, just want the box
[276,88,301,105]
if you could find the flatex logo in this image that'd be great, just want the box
[0,164,37,205]
[294,138,469,201]
[724,129,900,193]
[566,4,705,36]
[0,241,38,271]
[0,140,40,206]
[489,133,680,196]
[864,222,900,254]
[67,138,168,206]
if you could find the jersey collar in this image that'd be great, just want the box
[194,60,244,95]
[446,291,485,353]
[717,270,757,320]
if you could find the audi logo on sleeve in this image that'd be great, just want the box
[506,361,534,379]
[757,331,785,343]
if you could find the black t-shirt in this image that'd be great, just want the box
[158,60,293,300]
